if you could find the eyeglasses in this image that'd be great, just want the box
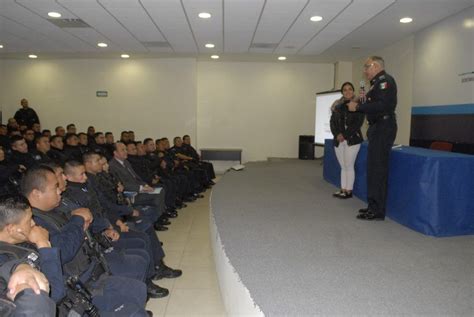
[363,63,375,70]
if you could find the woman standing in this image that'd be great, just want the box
[330,82,365,199]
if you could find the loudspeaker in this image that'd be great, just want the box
[298,135,314,160]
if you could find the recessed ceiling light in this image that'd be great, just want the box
[205,43,215,48]
[464,19,474,28]
[310,16,323,22]
[400,17,413,24]
[97,42,108,48]
[278,56,287,61]
[48,12,61,18]
[211,55,219,59]
[198,12,211,19]
[28,54,37,59]
[121,54,130,59]
[0,45,3,49]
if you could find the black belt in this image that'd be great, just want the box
[369,114,395,125]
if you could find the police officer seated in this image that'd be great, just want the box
[63,134,83,161]
[58,160,169,298]
[54,126,66,139]
[66,124,77,135]
[0,147,25,196]
[30,135,52,165]
[8,136,36,169]
[0,259,55,316]
[83,152,182,282]
[21,129,36,152]
[20,166,152,316]
[48,135,67,165]
[0,195,57,317]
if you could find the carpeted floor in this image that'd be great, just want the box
[211,160,474,316]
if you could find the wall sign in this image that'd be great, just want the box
[96,91,108,97]
[459,71,474,83]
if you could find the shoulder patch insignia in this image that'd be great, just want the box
[380,82,388,90]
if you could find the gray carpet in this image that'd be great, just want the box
[211,160,474,316]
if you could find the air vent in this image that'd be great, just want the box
[48,18,90,28]
[141,41,170,48]
[250,43,278,49]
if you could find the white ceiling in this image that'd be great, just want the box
[0,0,472,62]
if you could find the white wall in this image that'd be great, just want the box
[351,6,474,145]
[413,6,474,106]
[0,58,197,141]
[197,61,334,162]
[0,58,334,162]
[335,61,353,88]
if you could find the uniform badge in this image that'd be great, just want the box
[380,82,388,90]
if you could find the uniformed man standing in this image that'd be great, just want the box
[14,99,40,129]
[348,56,397,221]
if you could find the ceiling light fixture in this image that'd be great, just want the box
[97,42,108,48]
[121,54,130,59]
[28,54,38,59]
[400,17,413,23]
[278,56,287,61]
[205,43,215,48]
[198,12,211,19]
[310,16,323,22]
[211,55,219,59]
[48,12,61,18]
[0,45,3,49]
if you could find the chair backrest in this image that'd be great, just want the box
[429,141,453,152]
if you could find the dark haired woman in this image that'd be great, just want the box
[330,82,365,199]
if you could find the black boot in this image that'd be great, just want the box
[147,280,169,298]
[154,261,182,280]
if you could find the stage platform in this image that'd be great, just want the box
[210,160,474,316]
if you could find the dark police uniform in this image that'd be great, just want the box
[32,207,149,316]
[14,107,39,128]
[0,242,57,316]
[356,70,397,219]
[57,182,149,282]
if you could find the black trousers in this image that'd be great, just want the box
[366,118,397,216]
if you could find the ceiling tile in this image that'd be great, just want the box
[224,0,265,53]
[182,0,223,53]
[249,0,308,53]
[141,0,198,53]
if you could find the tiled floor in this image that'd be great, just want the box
[146,187,227,317]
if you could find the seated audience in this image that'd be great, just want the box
[77,132,89,154]
[21,166,151,315]
[66,124,76,134]
[0,195,59,316]
[30,135,52,165]
[87,126,95,144]
[41,129,51,139]
[0,147,25,195]
[6,118,19,136]
[9,136,36,169]
[48,135,68,165]
[63,134,83,161]
[32,122,42,138]
[0,125,9,150]
[54,126,65,138]
[183,134,216,182]
[105,132,114,144]
[22,129,36,151]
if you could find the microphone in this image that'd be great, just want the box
[359,80,366,104]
